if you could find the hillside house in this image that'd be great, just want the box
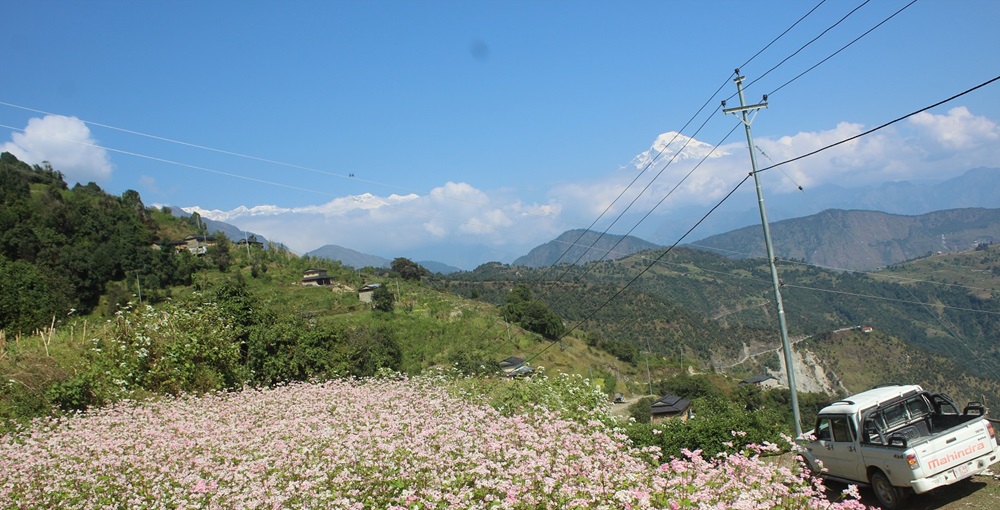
[861,326,874,333]
[170,235,216,255]
[358,283,382,303]
[301,269,332,286]
[739,374,778,388]
[650,394,692,423]
[499,356,534,377]
[236,238,264,249]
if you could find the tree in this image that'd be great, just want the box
[0,256,60,333]
[206,235,231,272]
[391,257,427,281]
[503,284,566,340]
[371,285,395,312]
[343,323,402,377]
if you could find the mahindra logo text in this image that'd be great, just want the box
[926,442,986,470]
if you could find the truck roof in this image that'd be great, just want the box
[819,384,924,415]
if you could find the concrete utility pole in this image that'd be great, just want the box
[723,70,803,437]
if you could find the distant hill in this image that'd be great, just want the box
[513,229,660,268]
[690,208,1000,271]
[167,206,270,246]
[418,260,462,275]
[803,167,1000,216]
[303,245,460,274]
[307,245,390,269]
[646,167,1000,247]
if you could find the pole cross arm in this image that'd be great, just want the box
[722,102,768,114]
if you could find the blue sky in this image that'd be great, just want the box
[2,1,999,268]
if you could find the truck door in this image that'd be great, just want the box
[813,414,862,481]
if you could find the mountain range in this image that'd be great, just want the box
[306,244,462,275]
[646,167,1000,249]
[291,206,1000,275]
[185,167,999,273]
[690,207,1000,271]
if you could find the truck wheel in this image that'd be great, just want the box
[870,470,906,510]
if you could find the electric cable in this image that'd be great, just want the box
[523,173,754,365]
[543,121,743,315]
[758,74,1000,174]
[741,0,872,93]
[0,100,490,209]
[523,73,1000,371]
[0,121,553,242]
[765,0,919,97]
[738,0,829,71]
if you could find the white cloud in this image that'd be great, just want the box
[908,106,999,150]
[182,107,1000,267]
[188,182,564,260]
[0,115,113,184]
[549,107,1000,224]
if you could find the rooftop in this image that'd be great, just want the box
[651,394,691,415]
[819,384,923,415]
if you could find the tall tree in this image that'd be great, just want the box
[391,257,427,281]
[503,284,566,340]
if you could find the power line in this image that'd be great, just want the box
[766,0,919,97]
[544,123,743,315]
[732,0,873,98]
[514,2,916,365]
[780,284,1000,317]
[738,0,830,71]
[523,174,754,365]
[475,71,740,359]
[0,100,491,209]
[0,121,563,244]
[550,0,839,280]
[533,73,736,280]
[0,122,327,196]
[758,74,1000,174]
[524,73,1000,369]
[540,112,737,310]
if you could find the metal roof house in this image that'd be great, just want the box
[650,394,692,423]
[301,268,332,286]
[170,235,216,255]
[358,283,382,303]
[499,356,534,377]
[739,374,778,386]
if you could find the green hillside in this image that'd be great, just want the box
[4,151,1000,437]
[445,240,1000,404]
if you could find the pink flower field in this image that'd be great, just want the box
[0,376,866,509]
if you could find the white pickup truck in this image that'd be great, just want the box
[800,384,999,509]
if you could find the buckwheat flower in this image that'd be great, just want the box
[842,484,861,500]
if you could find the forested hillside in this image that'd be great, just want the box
[0,152,208,333]
[446,242,1000,401]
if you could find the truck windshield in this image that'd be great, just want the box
[906,396,930,419]
[884,403,908,429]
